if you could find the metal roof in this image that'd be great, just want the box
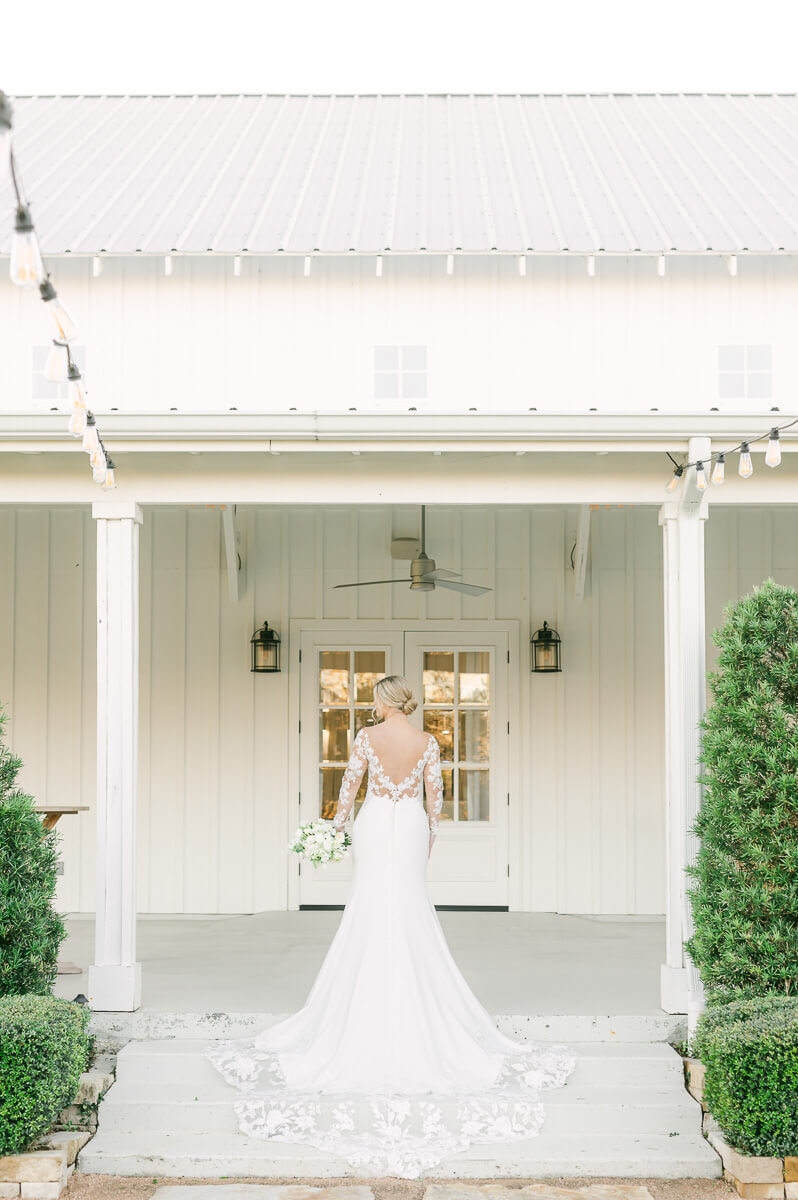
[3,93,798,256]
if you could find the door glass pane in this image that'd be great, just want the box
[423,651,454,702]
[423,709,454,759]
[320,765,345,819]
[438,768,454,821]
[458,768,490,820]
[319,651,350,704]
[459,651,490,703]
[316,647,388,820]
[320,709,350,762]
[459,710,489,761]
[355,650,385,702]
[419,646,492,824]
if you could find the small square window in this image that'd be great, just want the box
[717,344,772,401]
[747,344,772,371]
[374,345,399,371]
[374,343,428,403]
[401,344,427,371]
[747,372,772,399]
[375,372,399,399]
[402,372,427,400]
[718,345,744,371]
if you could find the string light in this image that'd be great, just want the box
[2,91,115,488]
[765,427,781,468]
[711,454,726,485]
[665,418,798,491]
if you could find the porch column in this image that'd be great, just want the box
[87,501,143,1011]
[658,437,710,1022]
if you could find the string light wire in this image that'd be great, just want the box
[2,91,116,488]
[665,416,798,491]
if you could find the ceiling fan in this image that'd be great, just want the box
[334,507,492,597]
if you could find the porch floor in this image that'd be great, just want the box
[56,911,666,1015]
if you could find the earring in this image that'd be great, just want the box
[370,707,379,724]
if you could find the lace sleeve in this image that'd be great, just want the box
[331,727,368,831]
[423,735,444,853]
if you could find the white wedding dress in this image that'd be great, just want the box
[205,725,575,1178]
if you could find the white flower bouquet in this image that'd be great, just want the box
[288,820,351,867]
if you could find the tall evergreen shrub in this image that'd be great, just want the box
[0,704,66,996]
[685,578,798,1001]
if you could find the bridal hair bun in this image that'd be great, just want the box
[374,674,418,715]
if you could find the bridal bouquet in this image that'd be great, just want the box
[288,820,351,867]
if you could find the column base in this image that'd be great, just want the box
[88,962,142,1012]
[660,964,689,1014]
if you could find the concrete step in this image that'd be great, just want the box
[79,1128,721,1179]
[89,1010,687,1051]
[98,1077,701,1137]
[116,1039,685,1088]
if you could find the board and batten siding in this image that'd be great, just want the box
[1,504,796,916]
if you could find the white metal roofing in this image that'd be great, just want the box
[3,93,798,257]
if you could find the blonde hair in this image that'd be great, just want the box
[373,674,418,716]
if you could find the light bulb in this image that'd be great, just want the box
[765,428,781,468]
[92,459,107,484]
[44,341,69,381]
[10,205,45,286]
[711,454,726,485]
[665,466,683,493]
[68,408,87,437]
[89,443,105,469]
[695,461,707,490]
[39,278,77,341]
[102,461,117,489]
[738,442,753,478]
[82,420,99,453]
[67,364,87,409]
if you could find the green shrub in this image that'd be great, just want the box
[693,995,798,1156]
[0,703,66,996]
[0,994,90,1155]
[685,578,798,1001]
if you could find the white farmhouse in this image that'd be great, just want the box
[1,93,796,1033]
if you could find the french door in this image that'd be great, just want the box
[296,626,510,908]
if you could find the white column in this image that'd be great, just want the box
[658,437,710,1021]
[88,501,143,1011]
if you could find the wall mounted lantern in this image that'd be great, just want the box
[531,621,561,672]
[251,621,281,673]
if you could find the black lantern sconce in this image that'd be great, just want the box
[531,621,562,672]
[251,621,281,673]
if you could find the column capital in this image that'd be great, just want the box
[92,501,143,523]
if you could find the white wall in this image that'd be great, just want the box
[1,502,796,916]
[2,253,796,417]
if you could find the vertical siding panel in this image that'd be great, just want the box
[138,512,153,909]
[216,512,256,913]
[323,509,357,619]
[79,513,96,912]
[252,507,287,910]
[460,508,493,620]
[49,511,85,911]
[633,509,665,913]
[426,506,459,620]
[596,514,629,913]
[356,508,391,621]
[147,511,187,911]
[183,510,222,911]
[13,511,49,805]
[529,510,562,910]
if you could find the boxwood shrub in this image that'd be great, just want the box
[0,995,90,1155]
[693,995,798,1157]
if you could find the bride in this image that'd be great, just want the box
[205,674,575,1178]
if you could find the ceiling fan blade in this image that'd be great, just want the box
[434,578,492,597]
[333,578,412,589]
[424,567,462,580]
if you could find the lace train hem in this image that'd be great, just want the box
[204,1037,576,1179]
